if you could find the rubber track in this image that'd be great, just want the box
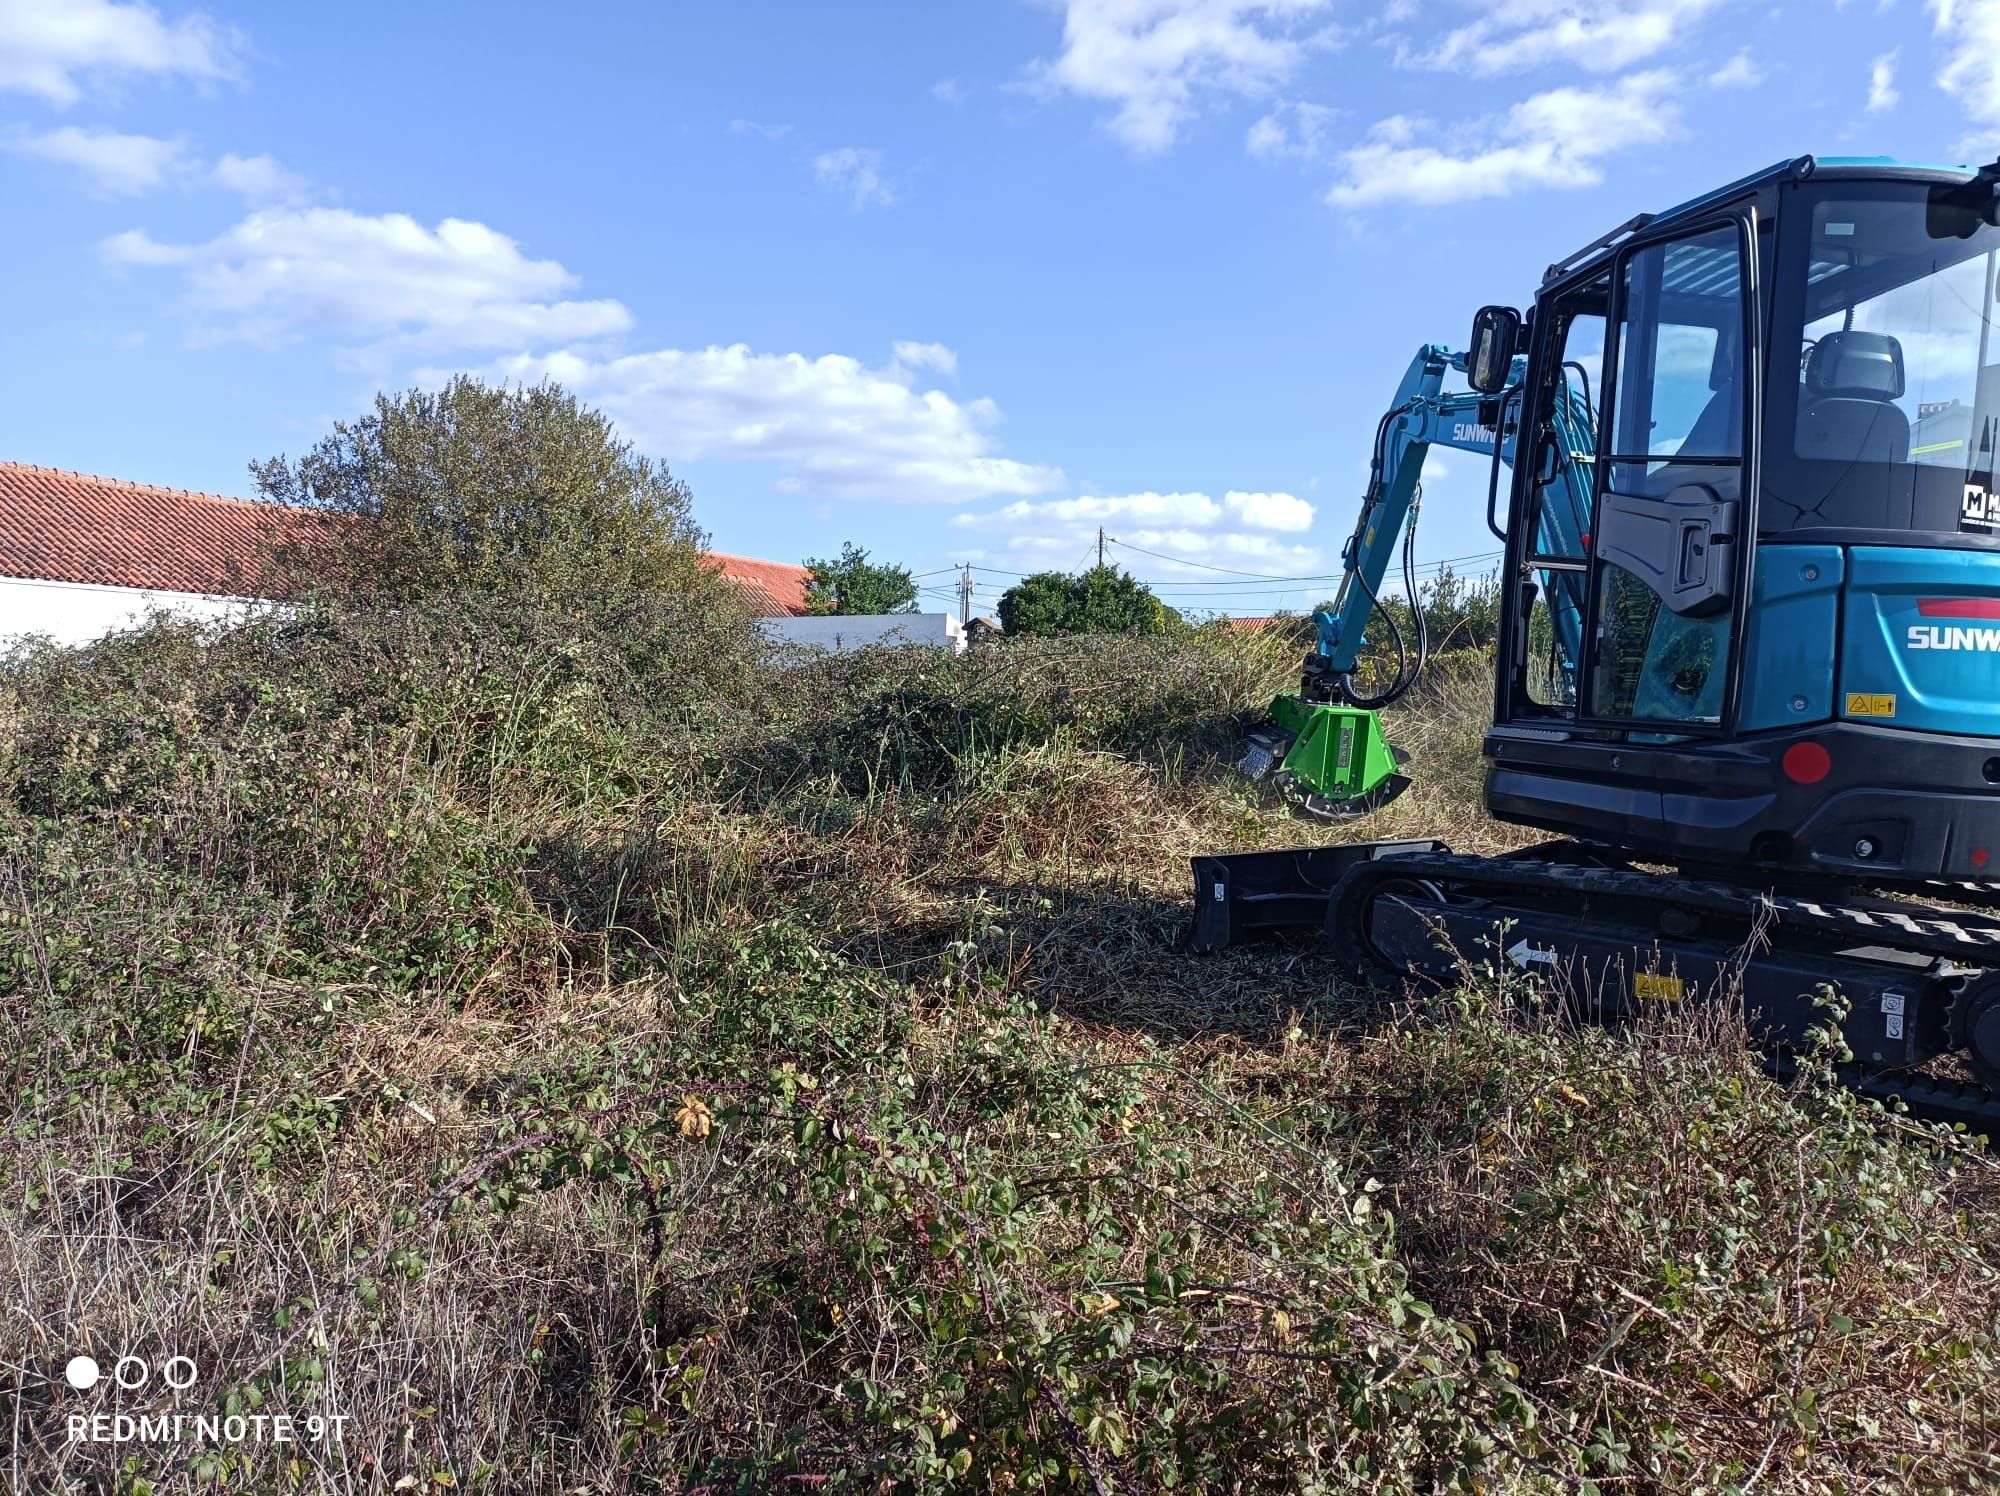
[1330,852,2000,1136]
[1342,853,2000,961]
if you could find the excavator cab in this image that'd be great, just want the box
[1480,157,2000,888]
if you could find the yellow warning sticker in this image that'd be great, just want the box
[1634,972,1685,1003]
[1845,692,1897,718]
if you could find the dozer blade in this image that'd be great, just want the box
[1241,694,1411,821]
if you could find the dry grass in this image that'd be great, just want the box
[3,609,1998,1493]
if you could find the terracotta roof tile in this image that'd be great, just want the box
[704,550,812,616]
[0,459,815,615]
[0,460,319,598]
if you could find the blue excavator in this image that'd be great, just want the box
[1195,155,2000,1132]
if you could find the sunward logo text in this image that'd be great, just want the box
[1908,623,2000,651]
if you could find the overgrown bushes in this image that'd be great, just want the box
[3,598,1998,1493]
[746,631,1288,802]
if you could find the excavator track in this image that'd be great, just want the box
[1321,849,2000,1138]
[1818,1065,2000,1135]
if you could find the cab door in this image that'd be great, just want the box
[1501,267,1607,723]
[1580,219,1757,734]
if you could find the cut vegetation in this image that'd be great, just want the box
[4,381,1998,1492]
[4,603,1998,1493]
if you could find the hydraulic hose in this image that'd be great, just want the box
[1345,492,1428,709]
[1342,401,1431,711]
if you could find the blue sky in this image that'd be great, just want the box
[3,0,1997,616]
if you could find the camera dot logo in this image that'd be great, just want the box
[62,1354,197,1391]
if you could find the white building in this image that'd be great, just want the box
[761,612,966,654]
[0,462,288,646]
[0,461,836,647]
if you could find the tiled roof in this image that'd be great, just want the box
[0,460,316,598]
[0,459,814,615]
[706,550,812,617]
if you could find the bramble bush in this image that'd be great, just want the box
[3,590,1998,1492]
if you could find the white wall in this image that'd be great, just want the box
[0,580,968,655]
[0,575,254,647]
[759,612,965,654]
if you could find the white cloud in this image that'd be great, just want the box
[892,340,958,375]
[978,491,1227,528]
[952,488,1322,577]
[1026,0,1335,155]
[729,118,791,140]
[1709,49,1763,88]
[814,147,894,208]
[102,207,632,359]
[931,78,968,103]
[102,190,1052,505]
[1246,98,1335,159]
[477,343,1064,503]
[1327,71,1680,207]
[1224,489,1314,530]
[0,0,242,103]
[1868,49,1899,112]
[209,151,307,204]
[1406,0,1723,77]
[4,124,187,195]
[1931,0,2000,146]
[7,129,313,204]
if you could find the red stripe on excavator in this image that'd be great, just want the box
[1918,598,2000,619]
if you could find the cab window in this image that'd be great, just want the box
[1608,226,1745,500]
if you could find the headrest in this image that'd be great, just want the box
[1805,330,1906,401]
[1709,324,1738,392]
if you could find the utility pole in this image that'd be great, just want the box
[958,562,973,626]
[1097,527,1106,569]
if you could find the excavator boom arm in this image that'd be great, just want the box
[1314,342,1594,697]
[1243,340,1597,818]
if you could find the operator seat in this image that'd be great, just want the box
[1796,330,1910,465]
[1645,384,1741,496]
[1643,331,1742,499]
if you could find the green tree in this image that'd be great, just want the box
[993,571,1074,637]
[1337,565,1506,681]
[996,564,1179,637]
[802,542,918,615]
[251,376,717,612]
[1417,565,1503,652]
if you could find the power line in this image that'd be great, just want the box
[912,550,1500,613]
[1143,589,1337,600]
[1139,575,1342,589]
[1104,536,1337,581]
[965,551,1497,583]
[1379,548,1506,572]
[1164,574,1494,594]
[1106,534,1503,583]
[1126,555,1502,590]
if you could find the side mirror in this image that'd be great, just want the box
[1467,305,1523,394]
[1928,163,2000,240]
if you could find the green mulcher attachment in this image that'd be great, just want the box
[1240,693,1412,821]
